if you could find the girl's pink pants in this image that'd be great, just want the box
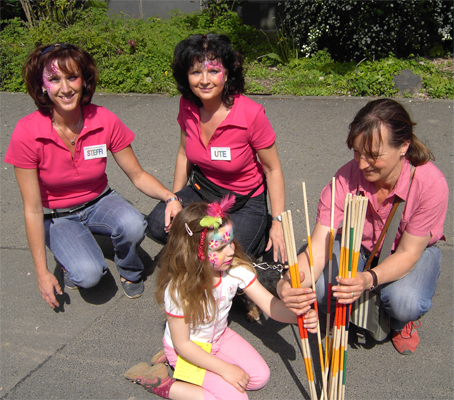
[164,327,270,400]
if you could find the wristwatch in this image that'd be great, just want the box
[365,269,378,291]
[272,215,282,222]
[165,196,183,205]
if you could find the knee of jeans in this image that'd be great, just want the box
[70,266,105,288]
[382,288,427,322]
[116,213,147,243]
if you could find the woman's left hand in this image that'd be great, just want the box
[164,200,183,232]
[304,309,319,334]
[265,220,287,263]
[332,271,370,304]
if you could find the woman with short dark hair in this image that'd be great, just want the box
[147,34,287,262]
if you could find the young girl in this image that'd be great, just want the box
[125,196,317,399]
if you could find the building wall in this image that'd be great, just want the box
[107,0,201,20]
[106,0,282,31]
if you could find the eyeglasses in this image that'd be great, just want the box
[39,43,76,57]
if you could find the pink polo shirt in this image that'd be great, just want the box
[317,158,448,255]
[177,95,276,195]
[4,104,134,209]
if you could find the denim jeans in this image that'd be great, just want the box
[146,186,268,258]
[44,190,147,288]
[315,237,442,331]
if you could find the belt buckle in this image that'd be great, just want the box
[51,209,61,218]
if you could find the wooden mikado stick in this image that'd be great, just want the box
[302,183,328,400]
[325,178,335,374]
[281,211,317,400]
[340,195,369,400]
[329,193,350,400]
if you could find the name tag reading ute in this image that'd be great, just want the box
[211,147,231,161]
[84,144,107,160]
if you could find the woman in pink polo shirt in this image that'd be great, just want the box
[278,99,448,355]
[147,34,286,262]
[4,43,182,308]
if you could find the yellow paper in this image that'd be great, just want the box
[173,341,212,386]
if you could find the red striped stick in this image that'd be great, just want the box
[281,211,317,400]
[302,183,328,400]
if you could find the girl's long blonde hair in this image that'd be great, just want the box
[155,201,255,327]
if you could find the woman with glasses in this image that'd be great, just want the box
[278,99,448,355]
[4,43,182,308]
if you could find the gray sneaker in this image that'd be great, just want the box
[120,278,144,299]
[62,269,78,290]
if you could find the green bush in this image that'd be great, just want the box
[0,3,452,99]
[0,5,264,93]
[281,0,453,62]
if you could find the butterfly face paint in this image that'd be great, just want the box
[207,222,235,270]
[187,58,228,102]
[42,61,60,92]
[203,59,225,82]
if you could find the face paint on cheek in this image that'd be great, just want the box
[222,230,233,244]
[42,62,60,91]
[208,252,219,267]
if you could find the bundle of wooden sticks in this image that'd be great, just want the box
[281,180,368,400]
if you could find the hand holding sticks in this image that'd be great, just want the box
[281,210,318,400]
[280,182,367,400]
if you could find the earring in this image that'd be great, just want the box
[42,88,47,94]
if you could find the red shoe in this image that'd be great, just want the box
[392,320,421,355]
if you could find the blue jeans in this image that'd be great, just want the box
[146,186,268,257]
[44,190,147,288]
[314,237,442,331]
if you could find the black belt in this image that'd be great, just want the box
[43,188,113,219]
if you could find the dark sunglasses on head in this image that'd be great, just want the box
[39,43,77,57]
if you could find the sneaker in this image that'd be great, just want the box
[62,268,78,290]
[392,320,421,355]
[120,277,144,299]
[124,362,169,391]
[151,349,168,366]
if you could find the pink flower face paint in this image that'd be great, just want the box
[202,59,225,82]
[42,61,60,92]
[208,253,219,265]
[207,223,235,269]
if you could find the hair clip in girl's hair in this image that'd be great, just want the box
[185,223,193,236]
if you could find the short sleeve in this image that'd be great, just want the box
[248,105,276,150]
[4,118,39,169]
[105,110,135,153]
[164,285,185,318]
[228,265,257,290]
[404,174,449,242]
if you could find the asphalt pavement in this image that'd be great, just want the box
[1,92,453,400]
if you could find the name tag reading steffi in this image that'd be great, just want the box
[84,144,107,160]
[211,147,231,161]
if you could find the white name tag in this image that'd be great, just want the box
[211,147,231,161]
[84,144,107,160]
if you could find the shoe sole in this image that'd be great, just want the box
[124,362,168,387]
[121,279,144,299]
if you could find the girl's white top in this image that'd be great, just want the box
[164,265,256,348]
